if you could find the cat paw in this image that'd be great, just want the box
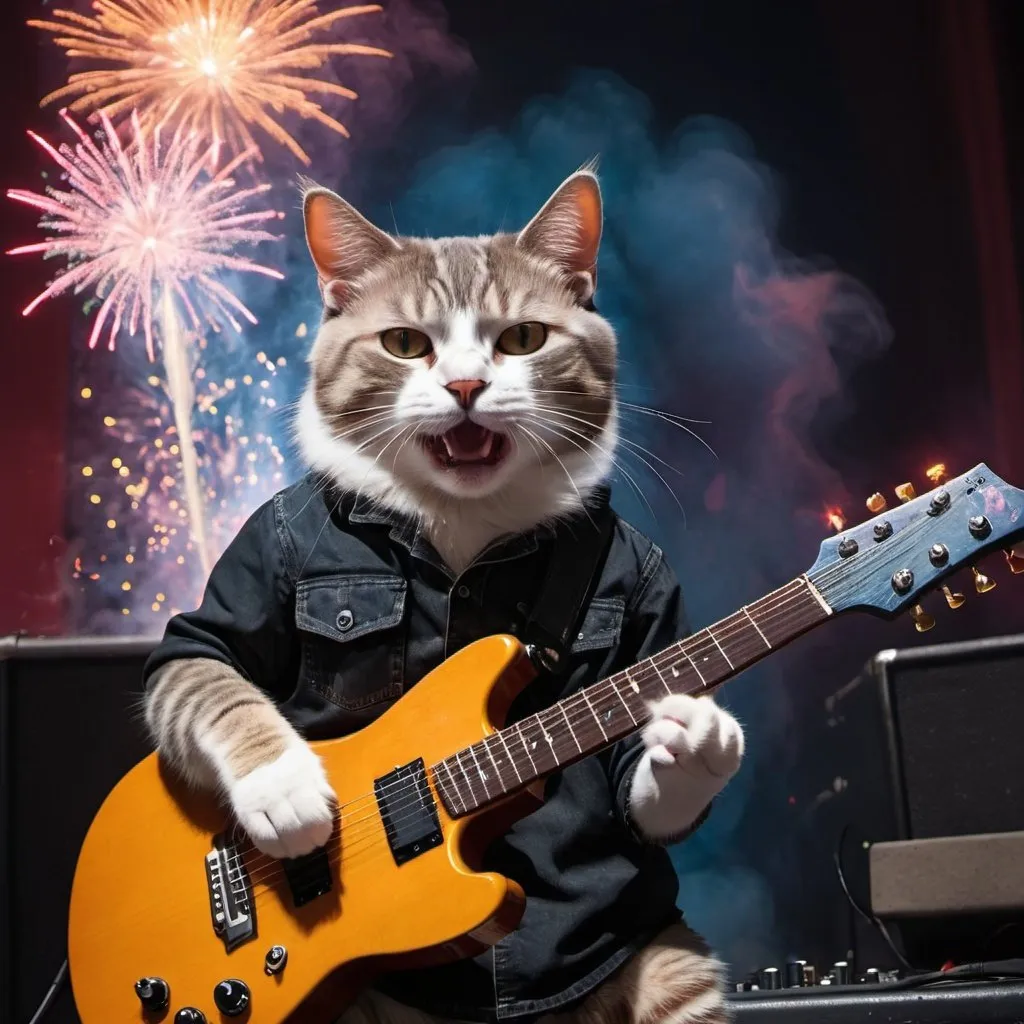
[228,742,337,859]
[642,694,744,780]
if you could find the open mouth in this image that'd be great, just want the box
[423,422,508,470]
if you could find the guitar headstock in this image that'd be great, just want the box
[807,463,1024,628]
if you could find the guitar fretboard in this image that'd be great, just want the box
[431,575,830,816]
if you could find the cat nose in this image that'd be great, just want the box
[445,379,488,409]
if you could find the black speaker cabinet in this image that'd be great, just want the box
[871,632,1024,842]
[0,635,158,1024]
[864,632,1024,966]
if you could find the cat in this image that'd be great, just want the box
[295,167,618,574]
[144,168,741,1024]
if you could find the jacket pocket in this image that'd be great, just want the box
[296,573,407,713]
[569,596,625,654]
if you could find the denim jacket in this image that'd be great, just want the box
[144,474,700,1021]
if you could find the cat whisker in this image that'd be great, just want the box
[512,425,545,471]
[532,390,712,427]
[515,423,590,517]
[533,409,684,522]
[533,404,686,480]
[523,414,658,522]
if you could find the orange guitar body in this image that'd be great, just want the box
[67,635,540,1024]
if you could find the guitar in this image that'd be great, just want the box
[67,463,1024,1024]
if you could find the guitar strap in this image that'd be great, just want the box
[522,484,615,674]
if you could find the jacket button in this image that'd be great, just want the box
[337,609,354,631]
[456,585,470,599]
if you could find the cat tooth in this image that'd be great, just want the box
[441,434,456,458]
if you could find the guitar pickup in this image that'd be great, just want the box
[375,758,443,866]
[204,834,256,951]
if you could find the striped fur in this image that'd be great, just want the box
[337,924,729,1024]
[144,658,335,858]
[297,168,619,573]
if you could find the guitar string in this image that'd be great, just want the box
[228,584,818,895]
[231,498,997,894]
[231,582,831,896]
[237,607,814,904]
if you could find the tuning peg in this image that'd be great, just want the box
[866,493,887,513]
[1005,549,1024,575]
[895,482,916,503]
[972,567,997,593]
[942,585,965,609]
[910,604,935,632]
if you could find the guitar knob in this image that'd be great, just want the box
[833,961,852,985]
[134,977,169,1011]
[213,979,250,1017]
[173,1011,206,1024]
[758,966,782,990]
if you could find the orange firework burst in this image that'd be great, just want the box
[926,463,947,484]
[30,1,392,164]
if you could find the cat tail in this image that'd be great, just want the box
[144,657,296,791]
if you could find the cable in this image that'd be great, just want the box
[834,824,914,971]
[26,959,67,1024]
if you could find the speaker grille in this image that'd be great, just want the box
[891,646,1024,839]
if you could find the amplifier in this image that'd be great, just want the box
[861,633,1024,966]
[870,632,1024,841]
[0,635,158,1024]
[729,980,1024,1023]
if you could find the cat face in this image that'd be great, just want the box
[296,170,618,558]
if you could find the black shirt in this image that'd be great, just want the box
[144,474,698,1021]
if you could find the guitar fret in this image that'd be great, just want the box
[683,648,707,687]
[612,681,639,725]
[743,605,772,648]
[436,760,464,814]
[650,660,672,695]
[466,744,492,801]
[514,721,539,774]
[453,750,478,808]
[706,626,734,669]
[481,736,506,793]
[558,702,582,753]
[496,729,523,783]
[582,689,608,740]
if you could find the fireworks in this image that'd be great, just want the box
[8,109,283,358]
[8,109,285,575]
[31,0,392,164]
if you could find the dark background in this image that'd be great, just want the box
[2,0,1024,999]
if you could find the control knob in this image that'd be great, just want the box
[134,977,170,1012]
[173,1011,206,1024]
[214,979,251,1017]
[785,960,807,987]
[758,966,781,990]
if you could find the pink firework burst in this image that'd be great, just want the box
[7,109,284,359]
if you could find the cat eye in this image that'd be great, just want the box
[380,327,432,359]
[496,322,548,356]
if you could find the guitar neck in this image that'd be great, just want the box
[433,575,831,817]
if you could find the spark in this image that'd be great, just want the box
[30,1,392,165]
[825,506,845,532]
[926,463,947,484]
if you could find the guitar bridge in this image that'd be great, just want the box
[204,834,256,951]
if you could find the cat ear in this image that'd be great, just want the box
[302,183,399,311]
[517,169,602,304]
